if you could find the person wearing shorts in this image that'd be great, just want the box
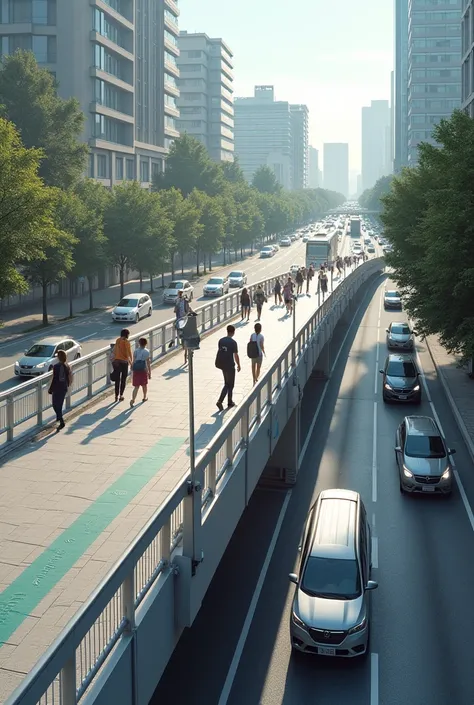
[250,322,265,384]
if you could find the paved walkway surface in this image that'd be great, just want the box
[426,336,474,460]
[0,254,356,701]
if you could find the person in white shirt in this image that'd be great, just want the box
[250,322,265,384]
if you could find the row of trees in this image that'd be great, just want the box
[359,175,393,212]
[0,51,344,324]
[381,109,474,358]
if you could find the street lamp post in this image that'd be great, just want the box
[292,294,297,366]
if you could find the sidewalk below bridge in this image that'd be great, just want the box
[0,263,355,701]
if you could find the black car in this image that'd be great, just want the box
[380,354,421,404]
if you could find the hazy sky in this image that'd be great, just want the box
[178,0,393,174]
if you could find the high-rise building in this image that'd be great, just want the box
[0,0,180,185]
[290,105,309,189]
[394,0,409,172]
[407,0,462,165]
[177,31,234,162]
[234,86,292,188]
[323,143,349,197]
[361,100,390,191]
[308,146,320,188]
[390,71,395,170]
[461,2,474,115]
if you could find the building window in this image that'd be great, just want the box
[32,35,56,63]
[140,159,149,182]
[126,158,135,180]
[89,153,95,178]
[116,156,124,180]
[97,154,107,179]
[164,74,177,88]
[186,50,202,58]
[151,161,161,179]
[164,50,177,68]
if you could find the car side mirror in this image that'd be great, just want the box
[24,349,28,354]
[412,330,417,336]
[289,573,299,585]
[394,446,402,452]
[379,369,384,374]
[385,328,389,333]
[448,448,456,455]
[366,580,378,591]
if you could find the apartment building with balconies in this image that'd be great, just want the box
[176,31,234,162]
[0,0,180,186]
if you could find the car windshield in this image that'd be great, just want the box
[301,557,361,600]
[387,360,417,377]
[229,272,243,278]
[207,278,223,285]
[117,298,138,308]
[391,324,410,335]
[386,291,399,298]
[405,435,446,459]
[25,344,55,358]
[168,282,184,290]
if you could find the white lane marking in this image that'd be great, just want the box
[299,276,380,463]
[371,652,379,705]
[374,291,383,395]
[372,401,378,503]
[0,363,14,372]
[372,512,376,530]
[77,332,100,342]
[371,536,379,569]
[217,491,292,705]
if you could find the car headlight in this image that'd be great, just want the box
[35,362,47,369]
[292,611,306,629]
[14,361,19,368]
[441,468,451,480]
[348,616,367,635]
[413,385,420,391]
[384,383,392,390]
[403,465,413,478]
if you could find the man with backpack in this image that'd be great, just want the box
[215,324,241,411]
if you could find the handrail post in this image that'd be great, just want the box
[6,395,14,442]
[208,456,217,496]
[36,378,43,426]
[87,359,93,398]
[60,656,76,705]
[161,518,171,564]
[122,571,136,633]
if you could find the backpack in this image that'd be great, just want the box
[247,336,260,359]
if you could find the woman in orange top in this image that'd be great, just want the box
[113,328,133,401]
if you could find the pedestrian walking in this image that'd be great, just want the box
[306,264,315,294]
[173,290,195,364]
[273,278,283,306]
[296,268,304,295]
[253,284,267,321]
[283,278,294,315]
[240,287,251,320]
[215,324,241,411]
[318,267,329,297]
[130,337,151,407]
[48,350,73,431]
[112,328,132,401]
[247,322,265,384]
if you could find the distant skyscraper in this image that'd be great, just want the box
[390,71,395,170]
[462,2,474,114]
[407,0,462,165]
[361,100,390,192]
[177,32,234,162]
[234,86,293,188]
[290,105,309,189]
[323,143,349,197]
[394,0,409,172]
[356,174,363,197]
[308,146,320,188]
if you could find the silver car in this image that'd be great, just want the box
[228,270,247,288]
[14,337,82,378]
[386,322,416,350]
[395,416,455,496]
[289,489,378,658]
[203,276,229,297]
[384,289,402,310]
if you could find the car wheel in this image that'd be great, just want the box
[135,313,139,323]
[382,393,387,403]
[148,307,152,317]
[48,365,53,372]
[415,395,422,406]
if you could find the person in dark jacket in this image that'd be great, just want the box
[253,285,267,321]
[48,350,73,430]
[240,287,251,321]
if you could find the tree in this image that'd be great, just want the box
[0,117,58,299]
[22,227,77,325]
[382,109,474,358]
[252,165,282,194]
[221,158,246,184]
[360,175,394,211]
[158,188,201,277]
[153,134,224,197]
[189,190,226,275]
[0,51,88,188]
[131,192,172,291]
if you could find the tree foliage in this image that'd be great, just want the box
[382,109,474,357]
[359,175,394,212]
[252,165,283,194]
[0,51,88,188]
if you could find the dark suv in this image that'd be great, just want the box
[380,354,421,404]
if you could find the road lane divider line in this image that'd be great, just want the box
[372,512,376,530]
[217,490,292,705]
[370,652,379,705]
[371,536,379,569]
[0,363,14,372]
[77,332,101,342]
[372,401,378,503]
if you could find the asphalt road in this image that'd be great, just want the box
[0,232,319,392]
[151,275,474,705]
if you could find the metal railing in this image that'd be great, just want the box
[4,258,384,705]
[0,270,302,453]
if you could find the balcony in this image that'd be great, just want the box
[94,0,134,30]
[164,0,179,17]
[90,31,134,62]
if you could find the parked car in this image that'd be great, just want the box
[112,293,152,323]
[384,290,402,310]
[289,489,377,658]
[203,276,229,297]
[395,416,454,496]
[228,270,247,288]
[14,337,82,378]
[380,353,421,404]
[260,246,275,258]
[386,322,416,351]
[162,280,194,305]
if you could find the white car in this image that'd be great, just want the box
[203,276,229,297]
[302,236,309,243]
[260,246,275,258]
[290,264,300,275]
[15,337,82,378]
[228,270,247,288]
[162,280,194,305]
[112,293,152,323]
[280,238,292,247]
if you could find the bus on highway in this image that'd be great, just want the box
[350,217,361,237]
[305,232,339,269]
